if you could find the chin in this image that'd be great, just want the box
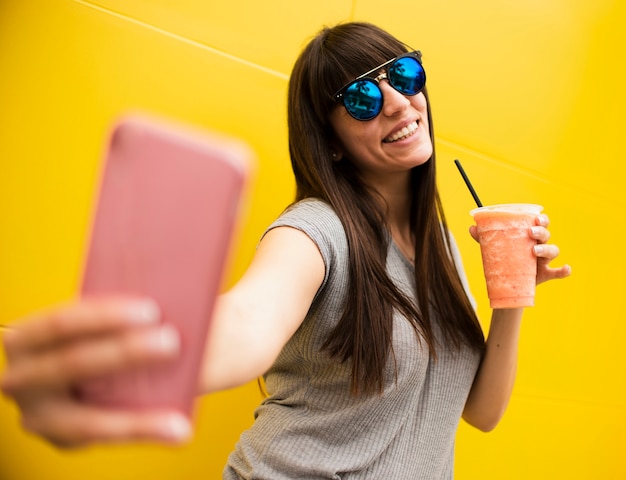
[411,146,433,167]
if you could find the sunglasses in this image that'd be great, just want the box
[333,51,426,121]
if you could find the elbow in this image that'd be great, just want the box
[471,419,499,433]
[462,409,505,433]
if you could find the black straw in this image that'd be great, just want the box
[454,159,483,208]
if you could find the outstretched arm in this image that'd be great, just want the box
[0,226,325,447]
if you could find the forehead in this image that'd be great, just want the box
[335,51,405,91]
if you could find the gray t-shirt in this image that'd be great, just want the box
[224,199,481,480]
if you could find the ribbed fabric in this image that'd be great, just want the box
[224,199,481,480]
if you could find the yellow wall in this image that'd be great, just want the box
[0,1,624,478]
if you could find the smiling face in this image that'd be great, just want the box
[287,22,438,203]
[328,82,433,188]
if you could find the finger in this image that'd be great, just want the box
[468,225,479,242]
[549,264,572,279]
[3,298,160,359]
[535,214,550,227]
[537,264,572,285]
[22,402,192,448]
[1,325,180,395]
[533,243,560,260]
[530,226,551,244]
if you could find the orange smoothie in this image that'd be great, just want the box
[471,204,543,309]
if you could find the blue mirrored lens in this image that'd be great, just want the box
[343,79,383,120]
[388,56,425,95]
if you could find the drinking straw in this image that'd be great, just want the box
[454,159,483,208]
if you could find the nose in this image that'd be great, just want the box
[378,79,411,117]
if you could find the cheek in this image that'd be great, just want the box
[412,92,429,113]
[413,94,430,132]
[328,109,352,147]
[329,110,379,152]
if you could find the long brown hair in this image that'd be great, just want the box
[287,22,485,395]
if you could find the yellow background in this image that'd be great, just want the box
[1,1,624,478]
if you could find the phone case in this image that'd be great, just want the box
[78,114,252,418]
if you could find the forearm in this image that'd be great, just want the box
[197,292,285,395]
[196,227,326,395]
[462,308,523,431]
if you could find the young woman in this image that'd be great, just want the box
[1,22,570,479]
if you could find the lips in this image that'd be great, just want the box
[383,120,418,143]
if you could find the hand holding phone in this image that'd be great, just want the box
[78,114,253,419]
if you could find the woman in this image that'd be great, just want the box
[1,22,570,479]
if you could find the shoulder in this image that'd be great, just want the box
[265,198,348,287]
[267,199,346,253]
[272,198,343,232]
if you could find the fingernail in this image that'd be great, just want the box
[126,300,160,324]
[166,414,191,442]
[534,245,544,254]
[150,325,180,353]
[530,226,541,237]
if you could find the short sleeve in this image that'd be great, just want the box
[263,199,349,303]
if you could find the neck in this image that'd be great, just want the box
[368,172,414,259]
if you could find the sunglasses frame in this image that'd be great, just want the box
[333,50,425,121]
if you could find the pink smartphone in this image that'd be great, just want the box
[78,114,252,418]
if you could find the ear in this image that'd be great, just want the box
[329,135,345,161]
[329,141,344,161]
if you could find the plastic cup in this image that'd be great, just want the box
[470,203,543,309]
